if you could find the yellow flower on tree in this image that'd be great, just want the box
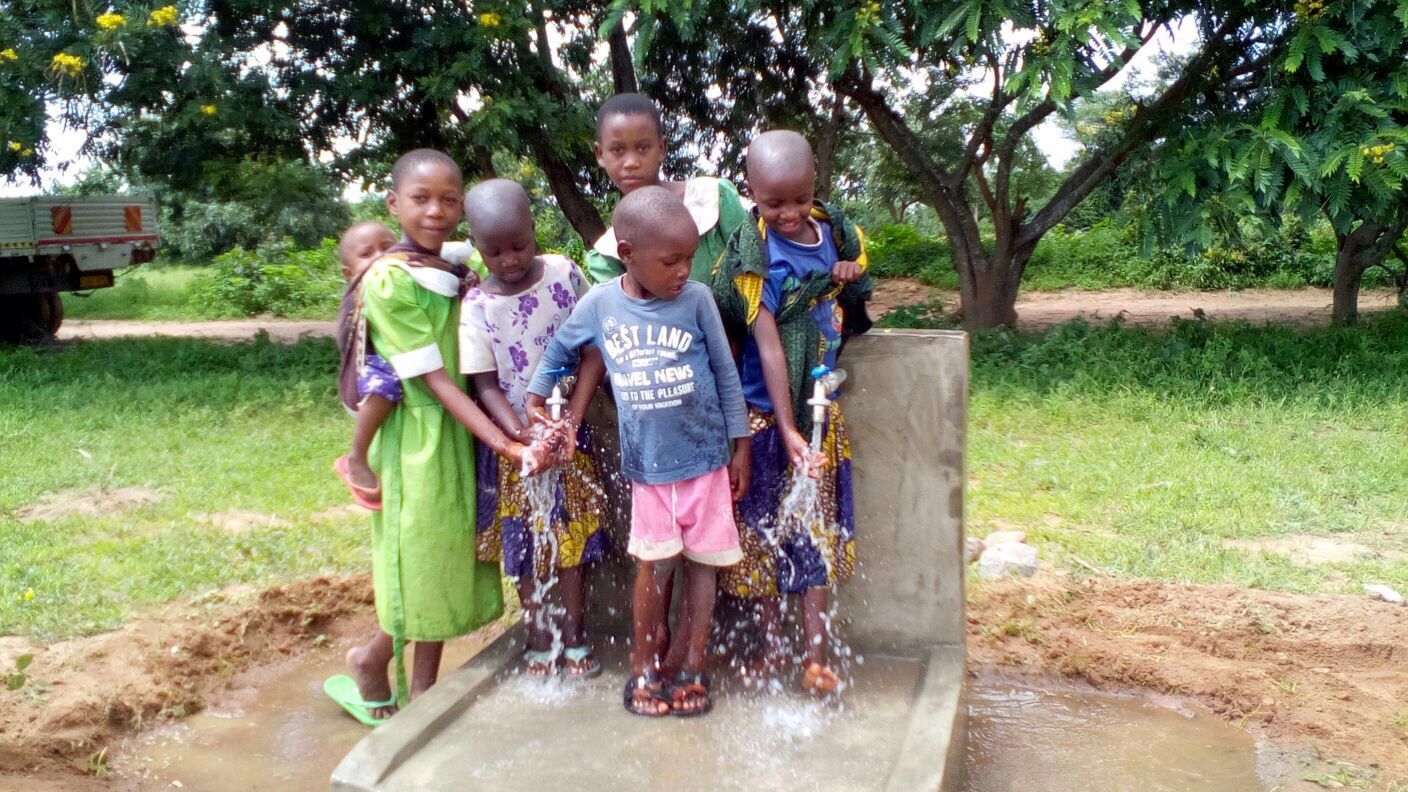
[478,11,501,27]
[0,48,17,62]
[7,141,19,152]
[20,148,31,157]
[200,104,217,116]
[96,12,126,30]
[50,52,85,78]
[147,5,179,27]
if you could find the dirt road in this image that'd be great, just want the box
[55,286,1401,343]
[869,282,1403,328]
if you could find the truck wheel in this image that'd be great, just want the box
[0,294,63,343]
[38,292,63,336]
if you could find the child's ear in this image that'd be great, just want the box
[385,190,399,218]
[616,239,632,265]
[593,140,606,169]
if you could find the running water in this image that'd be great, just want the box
[520,423,565,669]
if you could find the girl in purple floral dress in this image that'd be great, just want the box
[459,179,608,678]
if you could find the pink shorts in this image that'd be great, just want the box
[629,467,742,566]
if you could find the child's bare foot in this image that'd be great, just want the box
[335,455,381,510]
[523,649,557,677]
[344,455,380,493]
[623,670,670,717]
[562,645,602,679]
[346,645,398,719]
[802,662,842,696]
[669,672,713,717]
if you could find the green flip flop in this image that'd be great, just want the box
[323,674,396,727]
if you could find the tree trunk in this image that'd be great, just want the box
[529,140,606,243]
[814,95,845,202]
[1332,221,1382,326]
[608,21,638,94]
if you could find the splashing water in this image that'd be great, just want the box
[520,424,565,669]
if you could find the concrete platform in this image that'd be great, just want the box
[332,629,964,791]
[332,330,970,791]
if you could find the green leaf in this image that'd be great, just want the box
[15,654,32,672]
[1347,146,1365,182]
[934,2,973,40]
[6,674,23,691]
[966,4,983,43]
[1284,35,1306,72]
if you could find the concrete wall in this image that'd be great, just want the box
[581,329,968,651]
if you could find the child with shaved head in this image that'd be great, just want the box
[458,178,609,678]
[712,129,874,696]
[527,186,750,717]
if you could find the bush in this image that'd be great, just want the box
[864,224,955,286]
[189,238,343,318]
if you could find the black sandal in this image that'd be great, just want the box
[669,671,713,718]
[623,670,670,718]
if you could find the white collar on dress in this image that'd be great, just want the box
[591,177,723,259]
[373,256,461,297]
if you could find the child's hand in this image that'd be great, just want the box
[783,428,827,478]
[728,437,752,502]
[832,259,862,285]
[505,441,552,476]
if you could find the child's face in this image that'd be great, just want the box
[339,225,396,279]
[386,162,464,250]
[594,113,666,195]
[619,220,698,300]
[472,222,538,286]
[748,165,816,243]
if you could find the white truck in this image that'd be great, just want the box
[0,194,160,341]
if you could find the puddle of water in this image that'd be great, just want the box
[965,681,1268,792]
[114,630,497,791]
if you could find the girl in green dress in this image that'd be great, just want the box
[327,149,547,726]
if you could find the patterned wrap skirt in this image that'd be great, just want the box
[721,402,856,598]
[475,426,610,580]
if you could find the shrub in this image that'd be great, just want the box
[189,238,343,318]
[864,224,955,286]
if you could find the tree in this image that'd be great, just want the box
[623,1,1292,327]
[2,1,627,244]
[1148,0,1408,324]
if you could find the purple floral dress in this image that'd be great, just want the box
[459,254,588,421]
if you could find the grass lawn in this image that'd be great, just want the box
[3,314,1406,640]
[60,266,209,321]
[0,337,362,640]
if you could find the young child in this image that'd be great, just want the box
[586,92,749,285]
[712,130,873,696]
[458,178,608,678]
[527,187,750,717]
[325,149,547,726]
[334,221,399,508]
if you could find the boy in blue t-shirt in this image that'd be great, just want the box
[713,129,874,696]
[527,186,750,718]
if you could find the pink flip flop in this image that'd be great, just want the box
[334,455,382,511]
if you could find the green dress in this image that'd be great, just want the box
[585,176,749,284]
[362,256,504,703]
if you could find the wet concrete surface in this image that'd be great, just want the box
[372,640,924,791]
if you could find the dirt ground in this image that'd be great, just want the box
[3,572,1404,788]
[866,280,1403,328]
[969,575,1408,785]
[0,575,374,790]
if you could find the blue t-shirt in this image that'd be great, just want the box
[527,278,749,485]
[739,219,844,411]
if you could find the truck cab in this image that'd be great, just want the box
[0,195,160,341]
